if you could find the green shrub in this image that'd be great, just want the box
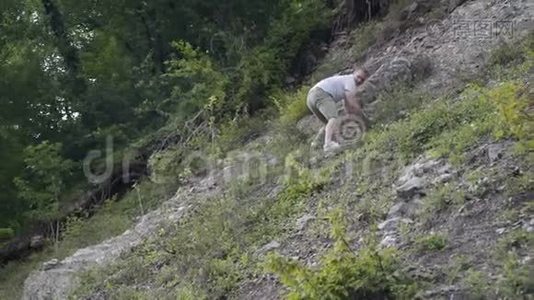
[14,141,75,221]
[164,41,228,118]
[271,167,326,219]
[490,81,533,151]
[265,211,417,299]
[0,228,14,241]
[415,233,447,252]
[496,252,533,298]
[421,183,465,216]
[272,86,311,126]
[175,285,208,300]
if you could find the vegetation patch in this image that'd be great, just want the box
[0,178,175,299]
[265,211,418,299]
[414,233,447,252]
[73,147,329,298]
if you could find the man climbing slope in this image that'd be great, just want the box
[307,67,368,152]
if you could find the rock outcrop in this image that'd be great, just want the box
[22,179,218,300]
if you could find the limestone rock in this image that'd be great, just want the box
[380,235,398,248]
[487,143,506,163]
[357,54,432,107]
[41,259,60,271]
[256,241,281,257]
[387,202,407,219]
[378,217,413,232]
[396,176,426,199]
[296,214,316,231]
[22,186,200,300]
[433,173,453,184]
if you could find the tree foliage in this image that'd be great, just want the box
[14,142,75,221]
[0,0,334,231]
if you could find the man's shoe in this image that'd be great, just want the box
[323,141,341,153]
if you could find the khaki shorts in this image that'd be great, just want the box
[306,87,339,124]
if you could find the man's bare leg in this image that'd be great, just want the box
[324,118,341,152]
[311,126,325,149]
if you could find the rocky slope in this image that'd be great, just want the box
[23,0,533,299]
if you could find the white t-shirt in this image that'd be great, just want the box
[314,74,357,103]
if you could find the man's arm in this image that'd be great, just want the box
[344,91,363,116]
[344,91,369,131]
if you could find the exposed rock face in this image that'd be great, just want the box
[296,214,316,231]
[22,179,218,300]
[378,156,455,247]
[357,54,432,107]
[366,0,533,97]
[397,176,426,199]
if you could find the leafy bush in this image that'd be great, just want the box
[491,230,534,298]
[235,0,331,111]
[0,228,14,241]
[14,141,75,221]
[496,251,533,298]
[415,233,447,252]
[490,81,533,151]
[272,86,311,126]
[265,211,417,299]
[164,41,228,119]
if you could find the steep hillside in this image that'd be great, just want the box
[13,0,534,299]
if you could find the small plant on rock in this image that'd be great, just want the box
[415,233,447,252]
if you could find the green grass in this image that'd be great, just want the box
[465,269,490,299]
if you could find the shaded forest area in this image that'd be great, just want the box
[0,0,389,256]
